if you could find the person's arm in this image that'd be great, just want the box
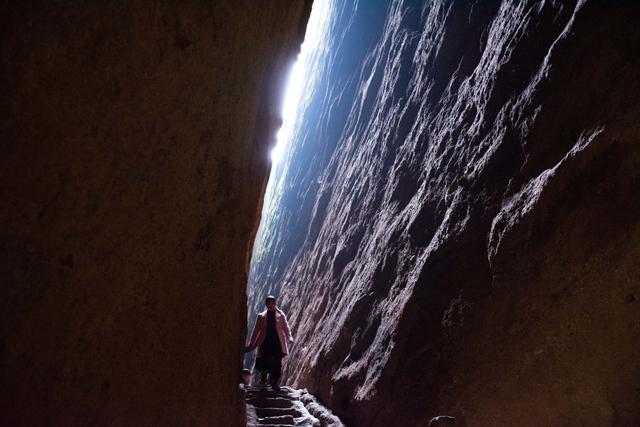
[245,315,263,352]
[282,312,294,343]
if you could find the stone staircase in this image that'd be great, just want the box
[245,385,344,427]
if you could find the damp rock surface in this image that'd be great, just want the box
[0,1,311,426]
[249,1,640,426]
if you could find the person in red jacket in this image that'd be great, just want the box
[245,295,294,391]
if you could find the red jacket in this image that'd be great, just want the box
[248,308,294,356]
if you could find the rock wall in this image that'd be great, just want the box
[248,1,640,426]
[0,1,310,425]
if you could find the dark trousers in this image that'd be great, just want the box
[256,353,282,386]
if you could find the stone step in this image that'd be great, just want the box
[246,387,292,395]
[246,391,292,399]
[258,414,295,425]
[246,397,292,408]
[255,407,300,418]
[245,385,341,426]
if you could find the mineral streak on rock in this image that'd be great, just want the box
[0,1,311,426]
[248,1,640,426]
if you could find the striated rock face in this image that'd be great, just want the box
[0,1,310,426]
[248,1,640,426]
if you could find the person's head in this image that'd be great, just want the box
[265,295,276,311]
[242,369,252,385]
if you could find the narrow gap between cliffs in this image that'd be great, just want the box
[242,0,344,425]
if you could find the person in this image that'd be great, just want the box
[245,295,294,391]
[241,369,252,387]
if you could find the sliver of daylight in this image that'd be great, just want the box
[253,0,334,261]
[269,0,333,166]
[246,0,333,369]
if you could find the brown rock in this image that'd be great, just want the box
[0,1,311,425]
[249,1,640,426]
[429,415,457,426]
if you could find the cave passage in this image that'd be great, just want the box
[245,0,333,368]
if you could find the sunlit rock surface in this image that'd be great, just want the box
[248,1,640,425]
[0,1,311,425]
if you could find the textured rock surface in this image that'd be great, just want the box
[0,1,310,425]
[249,1,640,426]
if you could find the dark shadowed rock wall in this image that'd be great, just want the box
[0,1,311,425]
[248,1,640,425]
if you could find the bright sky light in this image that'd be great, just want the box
[252,0,333,261]
[270,0,333,164]
[270,59,305,163]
